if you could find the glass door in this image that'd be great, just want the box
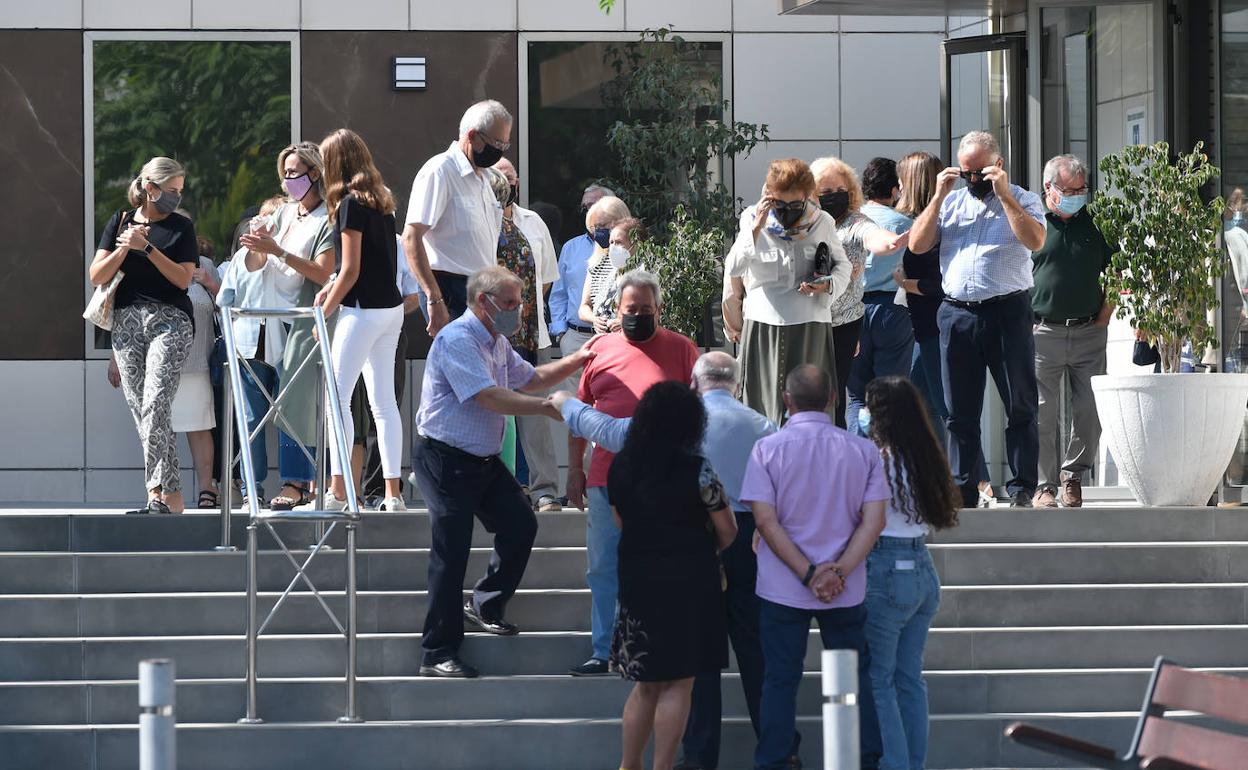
[942,34,1028,182]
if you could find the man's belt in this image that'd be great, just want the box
[943,289,1027,309]
[566,321,594,334]
[1035,314,1096,327]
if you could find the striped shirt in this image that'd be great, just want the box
[938,184,1046,302]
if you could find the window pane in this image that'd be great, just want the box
[1221,2,1248,484]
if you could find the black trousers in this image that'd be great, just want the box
[681,511,768,768]
[417,271,469,325]
[411,437,538,664]
[937,291,1039,506]
[363,326,408,497]
[831,318,864,429]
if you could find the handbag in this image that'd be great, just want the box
[83,210,133,331]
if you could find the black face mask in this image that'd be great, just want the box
[773,206,805,229]
[507,184,519,206]
[472,141,504,169]
[961,171,995,200]
[621,313,656,342]
[819,191,850,221]
[590,226,611,249]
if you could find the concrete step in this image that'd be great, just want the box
[2,668,1242,726]
[4,624,1248,682]
[0,712,1153,770]
[0,582,1241,638]
[932,542,1248,585]
[3,506,1246,553]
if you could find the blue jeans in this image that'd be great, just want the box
[865,537,941,770]
[847,296,915,436]
[756,600,881,770]
[238,360,277,493]
[586,486,620,661]
[278,431,315,483]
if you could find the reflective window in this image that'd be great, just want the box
[1221,3,1248,484]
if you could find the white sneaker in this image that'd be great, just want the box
[323,494,349,512]
[379,496,407,512]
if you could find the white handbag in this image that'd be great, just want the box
[83,269,124,331]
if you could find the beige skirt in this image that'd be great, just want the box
[171,371,216,432]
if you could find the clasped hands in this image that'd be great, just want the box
[808,562,847,603]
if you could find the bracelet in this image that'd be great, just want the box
[428,297,445,306]
[801,563,817,587]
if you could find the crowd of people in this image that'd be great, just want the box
[88,94,1120,769]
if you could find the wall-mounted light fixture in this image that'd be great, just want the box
[393,57,427,90]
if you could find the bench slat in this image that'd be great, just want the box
[1138,716,1248,770]
[1152,665,1248,725]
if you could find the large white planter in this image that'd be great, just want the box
[1092,373,1248,506]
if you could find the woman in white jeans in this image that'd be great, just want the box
[315,128,405,511]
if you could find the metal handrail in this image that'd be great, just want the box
[217,305,364,724]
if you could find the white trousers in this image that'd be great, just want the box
[329,305,404,479]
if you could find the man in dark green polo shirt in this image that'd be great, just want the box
[1030,154,1116,508]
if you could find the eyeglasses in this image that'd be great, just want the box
[765,199,807,212]
[1050,183,1089,196]
[477,131,511,152]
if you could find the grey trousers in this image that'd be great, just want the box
[1034,321,1108,488]
[516,346,560,502]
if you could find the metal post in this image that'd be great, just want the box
[138,659,176,770]
[220,307,262,520]
[338,522,362,723]
[239,522,263,724]
[216,365,236,551]
[822,649,860,770]
[313,364,330,548]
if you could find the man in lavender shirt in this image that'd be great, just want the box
[740,365,888,770]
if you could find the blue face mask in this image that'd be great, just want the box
[590,226,611,249]
[857,406,871,436]
[1053,192,1088,216]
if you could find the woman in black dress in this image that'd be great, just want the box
[607,381,738,770]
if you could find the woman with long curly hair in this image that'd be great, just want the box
[607,381,737,770]
[859,375,959,770]
[315,128,405,511]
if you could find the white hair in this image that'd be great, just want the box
[1043,154,1089,186]
[617,268,662,306]
[459,100,512,138]
[467,265,523,307]
[584,184,615,198]
[693,352,740,392]
[958,130,1001,159]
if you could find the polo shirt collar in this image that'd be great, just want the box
[1045,207,1088,227]
[785,411,832,427]
[447,141,476,178]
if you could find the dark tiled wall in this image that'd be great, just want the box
[301,31,520,358]
[0,31,86,359]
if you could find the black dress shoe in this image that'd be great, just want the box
[568,658,611,676]
[419,658,479,678]
[1010,490,1034,508]
[463,600,519,636]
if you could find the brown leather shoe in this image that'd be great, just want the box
[1033,487,1058,508]
[1061,475,1083,507]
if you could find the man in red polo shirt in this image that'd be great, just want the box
[565,269,699,676]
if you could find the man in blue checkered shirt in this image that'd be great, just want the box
[411,264,594,679]
[908,131,1047,509]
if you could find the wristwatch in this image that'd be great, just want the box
[143,243,154,255]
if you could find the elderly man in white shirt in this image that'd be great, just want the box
[402,99,510,337]
[492,158,563,512]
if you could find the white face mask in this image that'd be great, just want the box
[608,244,630,269]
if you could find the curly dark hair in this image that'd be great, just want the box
[861,156,900,201]
[610,381,706,485]
[864,376,960,530]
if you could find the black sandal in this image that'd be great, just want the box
[127,499,172,515]
[198,489,219,509]
[270,483,312,511]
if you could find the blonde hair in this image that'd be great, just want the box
[809,157,864,216]
[764,158,816,197]
[128,157,186,207]
[585,196,632,231]
[485,166,511,205]
[278,142,326,199]
[320,128,396,224]
[896,151,944,219]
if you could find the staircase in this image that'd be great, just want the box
[0,505,1245,769]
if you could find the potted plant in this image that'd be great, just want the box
[624,205,723,345]
[1089,141,1247,505]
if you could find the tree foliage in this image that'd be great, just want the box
[93,40,291,255]
[600,28,768,343]
[1091,141,1225,373]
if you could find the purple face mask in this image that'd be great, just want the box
[284,173,315,201]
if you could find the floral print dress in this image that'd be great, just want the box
[496,216,539,360]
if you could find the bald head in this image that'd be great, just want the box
[692,351,740,394]
[784,365,833,413]
[493,157,518,185]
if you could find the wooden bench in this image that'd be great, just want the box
[1004,656,1248,770]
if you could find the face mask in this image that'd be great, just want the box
[152,188,181,215]
[591,226,611,249]
[1053,192,1087,216]
[471,140,504,169]
[819,191,850,221]
[621,312,656,342]
[857,406,872,436]
[284,173,315,202]
[774,206,805,229]
[507,184,519,207]
[1233,212,1243,224]
[608,244,630,269]
[486,295,520,337]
